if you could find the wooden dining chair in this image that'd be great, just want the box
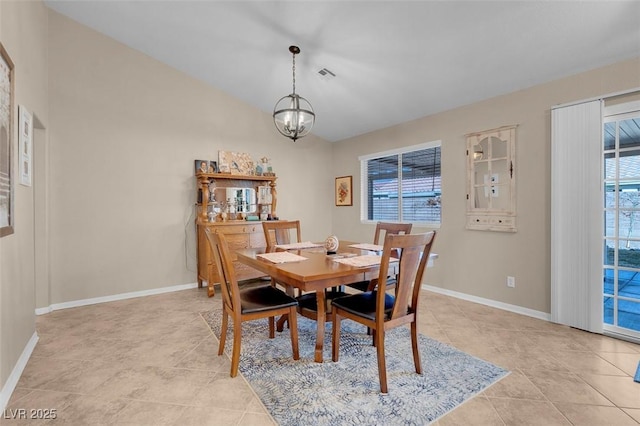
[347,221,413,292]
[205,227,300,377]
[331,231,436,394]
[261,220,349,329]
[262,220,302,252]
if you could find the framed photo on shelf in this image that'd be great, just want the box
[194,159,217,174]
[19,105,33,187]
[335,175,352,206]
[0,42,14,238]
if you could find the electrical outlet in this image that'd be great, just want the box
[507,276,515,288]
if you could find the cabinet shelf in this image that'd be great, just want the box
[196,172,276,182]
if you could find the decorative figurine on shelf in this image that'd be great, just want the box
[325,235,339,254]
[260,157,274,176]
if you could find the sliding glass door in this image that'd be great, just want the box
[603,106,640,340]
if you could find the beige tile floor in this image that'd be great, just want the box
[2,287,640,425]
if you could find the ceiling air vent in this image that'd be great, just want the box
[317,68,336,81]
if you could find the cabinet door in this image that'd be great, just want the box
[466,126,517,232]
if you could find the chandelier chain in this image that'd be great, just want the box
[292,51,296,95]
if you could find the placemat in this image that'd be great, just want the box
[275,241,324,250]
[348,243,384,251]
[257,252,308,264]
[332,254,398,267]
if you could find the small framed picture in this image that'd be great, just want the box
[335,176,353,206]
[19,105,33,187]
[195,159,217,174]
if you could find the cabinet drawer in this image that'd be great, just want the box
[214,224,246,235]
[225,234,251,251]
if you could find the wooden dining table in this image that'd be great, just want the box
[235,241,436,363]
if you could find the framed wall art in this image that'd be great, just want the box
[218,150,254,175]
[19,105,33,187]
[335,175,352,206]
[0,42,14,237]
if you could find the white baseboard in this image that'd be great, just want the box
[422,284,551,321]
[35,282,199,315]
[0,332,38,412]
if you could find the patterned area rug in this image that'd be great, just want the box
[202,308,509,426]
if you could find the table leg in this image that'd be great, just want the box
[314,290,326,363]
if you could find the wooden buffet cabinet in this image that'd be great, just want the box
[195,172,277,297]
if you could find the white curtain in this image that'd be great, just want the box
[551,100,603,333]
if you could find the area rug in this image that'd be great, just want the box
[202,308,509,426]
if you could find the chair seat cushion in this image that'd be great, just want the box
[346,276,397,292]
[296,290,350,312]
[240,286,298,314]
[331,291,395,321]
[345,280,370,292]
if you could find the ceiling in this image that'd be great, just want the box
[44,1,640,142]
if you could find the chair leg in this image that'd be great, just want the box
[268,316,275,339]
[288,307,300,360]
[332,309,342,362]
[375,328,388,394]
[276,314,289,332]
[411,321,422,374]
[218,310,229,356]
[230,320,242,377]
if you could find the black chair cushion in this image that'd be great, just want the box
[296,290,350,312]
[345,280,370,292]
[240,286,298,314]
[331,291,395,321]
[346,276,397,292]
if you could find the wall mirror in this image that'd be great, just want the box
[466,125,517,232]
[215,187,257,213]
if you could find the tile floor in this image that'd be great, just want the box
[2,286,640,425]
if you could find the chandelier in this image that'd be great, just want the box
[273,46,315,141]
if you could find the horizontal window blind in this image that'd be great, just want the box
[361,143,441,224]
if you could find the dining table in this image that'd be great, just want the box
[235,240,437,363]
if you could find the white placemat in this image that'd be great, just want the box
[348,243,384,251]
[257,252,309,264]
[332,254,398,267]
[275,241,324,250]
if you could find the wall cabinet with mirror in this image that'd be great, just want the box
[466,125,517,232]
[195,172,277,296]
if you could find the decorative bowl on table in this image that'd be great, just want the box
[324,235,339,254]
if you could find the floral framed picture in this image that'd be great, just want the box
[0,42,14,238]
[335,176,352,206]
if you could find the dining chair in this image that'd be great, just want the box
[262,220,302,252]
[347,221,413,292]
[205,227,300,377]
[261,220,349,329]
[331,231,436,394]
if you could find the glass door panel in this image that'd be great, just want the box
[602,110,640,338]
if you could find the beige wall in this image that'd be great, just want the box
[332,57,640,314]
[47,11,333,304]
[0,0,48,391]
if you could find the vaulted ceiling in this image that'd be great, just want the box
[45,1,640,142]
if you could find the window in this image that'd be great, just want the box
[359,141,441,225]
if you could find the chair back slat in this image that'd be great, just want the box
[373,222,413,245]
[377,232,436,321]
[204,228,241,315]
[262,220,302,252]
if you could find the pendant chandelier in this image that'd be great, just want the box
[273,46,315,142]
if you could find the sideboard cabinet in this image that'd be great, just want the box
[195,172,277,297]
